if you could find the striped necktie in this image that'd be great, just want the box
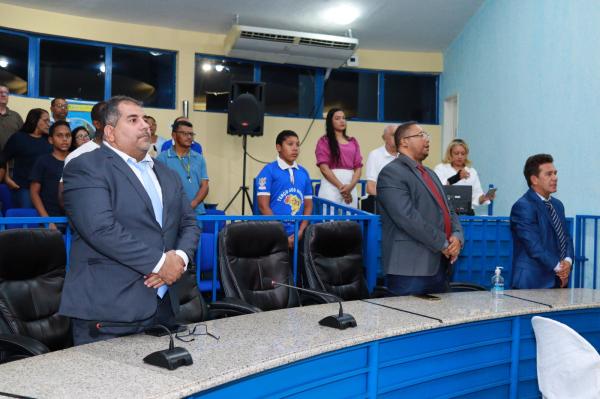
[544,200,567,260]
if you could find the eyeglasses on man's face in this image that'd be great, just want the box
[175,131,195,138]
[403,131,430,141]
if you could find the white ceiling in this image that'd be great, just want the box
[1,0,483,51]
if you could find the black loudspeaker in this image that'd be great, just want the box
[227,81,265,137]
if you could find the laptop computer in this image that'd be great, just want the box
[443,185,473,215]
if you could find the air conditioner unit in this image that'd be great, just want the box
[224,25,359,68]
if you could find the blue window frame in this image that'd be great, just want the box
[0,27,176,109]
[194,52,439,124]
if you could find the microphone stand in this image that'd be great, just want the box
[270,280,357,330]
[94,322,193,370]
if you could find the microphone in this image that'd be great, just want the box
[261,278,357,330]
[93,321,193,370]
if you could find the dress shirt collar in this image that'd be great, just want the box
[381,145,398,159]
[535,191,552,202]
[399,153,419,169]
[103,141,154,167]
[277,156,298,170]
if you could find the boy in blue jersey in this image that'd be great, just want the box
[257,130,313,249]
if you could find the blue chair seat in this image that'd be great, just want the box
[4,208,40,229]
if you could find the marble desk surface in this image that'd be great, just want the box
[2,288,600,399]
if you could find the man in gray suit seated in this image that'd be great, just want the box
[60,95,200,345]
[377,122,463,295]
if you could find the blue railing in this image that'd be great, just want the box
[575,215,600,289]
[0,206,379,302]
[454,216,574,288]
[454,216,512,287]
[1,211,595,299]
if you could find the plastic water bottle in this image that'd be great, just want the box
[491,266,504,298]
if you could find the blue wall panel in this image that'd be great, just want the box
[192,309,600,399]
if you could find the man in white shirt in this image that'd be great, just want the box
[365,125,397,195]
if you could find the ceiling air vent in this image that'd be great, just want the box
[298,37,357,50]
[240,30,295,44]
[225,25,359,68]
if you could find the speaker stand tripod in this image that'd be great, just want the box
[224,134,253,215]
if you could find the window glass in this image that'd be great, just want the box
[261,64,315,117]
[194,57,253,111]
[324,69,377,120]
[0,31,29,95]
[383,73,438,124]
[39,40,105,101]
[112,47,175,108]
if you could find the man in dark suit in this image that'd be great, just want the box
[511,154,573,289]
[377,122,463,295]
[60,96,199,345]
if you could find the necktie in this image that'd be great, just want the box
[130,159,167,298]
[416,164,452,238]
[545,200,568,260]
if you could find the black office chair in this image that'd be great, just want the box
[175,270,209,324]
[0,228,71,363]
[302,221,369,300]
[302,221,394,301]
[209,221,328,318]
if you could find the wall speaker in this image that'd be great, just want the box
[227,81,265,136]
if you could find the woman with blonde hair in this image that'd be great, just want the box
[434,138,494,208]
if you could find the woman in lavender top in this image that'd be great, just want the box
[315,108,363,208]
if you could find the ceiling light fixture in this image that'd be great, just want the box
[202,63,212,72]
[99,63,106,73]
[214,64,224,72]
[321,4,360,25]
[0,58,8,68]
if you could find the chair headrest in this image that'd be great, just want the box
[308,221,362,257]
[222,221,288,257]
[0,228,66,280]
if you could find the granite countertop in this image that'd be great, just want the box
[2,288,600,399]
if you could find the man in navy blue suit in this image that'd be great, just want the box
[510,154,573,289]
